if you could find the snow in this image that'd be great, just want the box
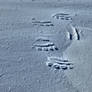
[0,1,92,92]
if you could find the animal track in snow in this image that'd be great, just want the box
[66,24,81,40]
[32,20,54,27]
[52,13,72,21]
[46,57,74,70]
[32,37,59,52]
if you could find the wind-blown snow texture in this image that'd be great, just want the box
[0,1,92,92]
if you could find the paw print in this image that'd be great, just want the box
[32,37,59,52]
[52,13,72,21]
[46,57,74,70]
[32,20,54,27]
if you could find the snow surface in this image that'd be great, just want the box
[0,1,92,92]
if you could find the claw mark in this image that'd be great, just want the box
[53,64,61,69]
[32,37,59,51]
[52,13,72,21]
[75,28,80,40]
[60,65,68,70]
[0,73,6,78]
[46,62,53,67]
[66,24,81,40]
[46,57,74,70]
[32,20,54,27]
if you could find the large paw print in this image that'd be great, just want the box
[52,13,73,21]
[32,37,59,52]
[46,57,74,70]
[32,20,54,27]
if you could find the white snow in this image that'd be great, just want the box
[0,1,92,92]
